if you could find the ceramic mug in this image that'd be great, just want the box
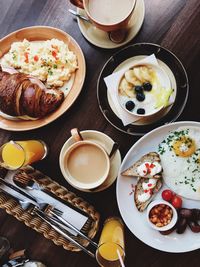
[60,128,110,190]
[70,0,136,32]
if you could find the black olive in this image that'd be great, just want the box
[143,82,152,91]
[135,85,143,93]
[125,101,135,111]
[136,92,145,102]
[137,108,145,115]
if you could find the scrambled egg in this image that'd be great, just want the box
[1,39,77,88]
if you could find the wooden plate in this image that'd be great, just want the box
[0,26,86,131]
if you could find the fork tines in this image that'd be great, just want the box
[38,203,63,216]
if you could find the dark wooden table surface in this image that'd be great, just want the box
[0,0,200,266]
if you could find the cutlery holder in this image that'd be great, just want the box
[0,166,100,252]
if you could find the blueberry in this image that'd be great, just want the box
[125,101,135,111]
[137,108,145,115]
[135,85,143,93]
[143,82,152,91]
[136,92,145,102]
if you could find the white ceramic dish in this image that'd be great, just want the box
[146,200,178,231]
[60,130,121,192]
[117,63,171,117]
[76,0,145,49]
[117,121,200,252]
[107,55,177,126]
[60,140,110,190]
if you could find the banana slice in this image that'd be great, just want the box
[119,78,134,98]
[140,66,154,82]
[124,70,140,85]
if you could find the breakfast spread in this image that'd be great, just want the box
[121,124,200,243]
[158,126,200,200]
[0,39,77,88]
[118,64,173,115]
[0,0,198,260]
[0,66,64,118]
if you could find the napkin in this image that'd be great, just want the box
[104,54,173,126]
[0,171,88,236]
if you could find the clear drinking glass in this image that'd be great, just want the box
[96,217,125,267]
[0,140,48,170]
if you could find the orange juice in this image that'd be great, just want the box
[96,217,125,267]
[0,140,47,170]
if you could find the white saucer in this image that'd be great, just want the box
[59,130,121,192]
[76,0,145,49]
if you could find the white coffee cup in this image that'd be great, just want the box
[60,128,110,190]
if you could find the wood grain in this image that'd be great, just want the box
[0,0,200,266]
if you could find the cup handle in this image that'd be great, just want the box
[70,0,84,9]
[71,128,84,142]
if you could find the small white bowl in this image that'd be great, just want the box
[146,200,178,232]
[117,63,171,117]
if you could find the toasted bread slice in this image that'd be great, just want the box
[121,152,162,179]
[134,177,163,212]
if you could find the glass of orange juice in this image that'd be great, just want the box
[0,140,48,170]
[96,217,125,267]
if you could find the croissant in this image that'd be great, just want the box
[0,66,64,118]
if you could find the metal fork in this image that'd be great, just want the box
[28,204,96,258]
[0,189,96,258]
[0,179,62,215]
[13,174,89,218]
[43,207,98,248]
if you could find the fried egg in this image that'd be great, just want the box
[158,126,200,200]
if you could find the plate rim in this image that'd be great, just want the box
[0,25,86,131]
[116,120,200,253]
[97,42,189,136]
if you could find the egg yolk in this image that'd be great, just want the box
[173,136,196,157]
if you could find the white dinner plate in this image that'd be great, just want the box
[117,121,200,253]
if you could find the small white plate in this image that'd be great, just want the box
[60,130,121,192]
[76,0,145,49]
[117,121,200,252]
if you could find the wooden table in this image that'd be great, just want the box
[0,0,200,266]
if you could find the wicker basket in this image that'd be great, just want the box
[0,166,100,252]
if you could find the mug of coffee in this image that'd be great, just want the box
[70,0,136,32]
[60,128,110,190]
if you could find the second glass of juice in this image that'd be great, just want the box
[0,140,48,170]
[96,217,125,267]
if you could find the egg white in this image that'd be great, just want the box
[158,126,200,200]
